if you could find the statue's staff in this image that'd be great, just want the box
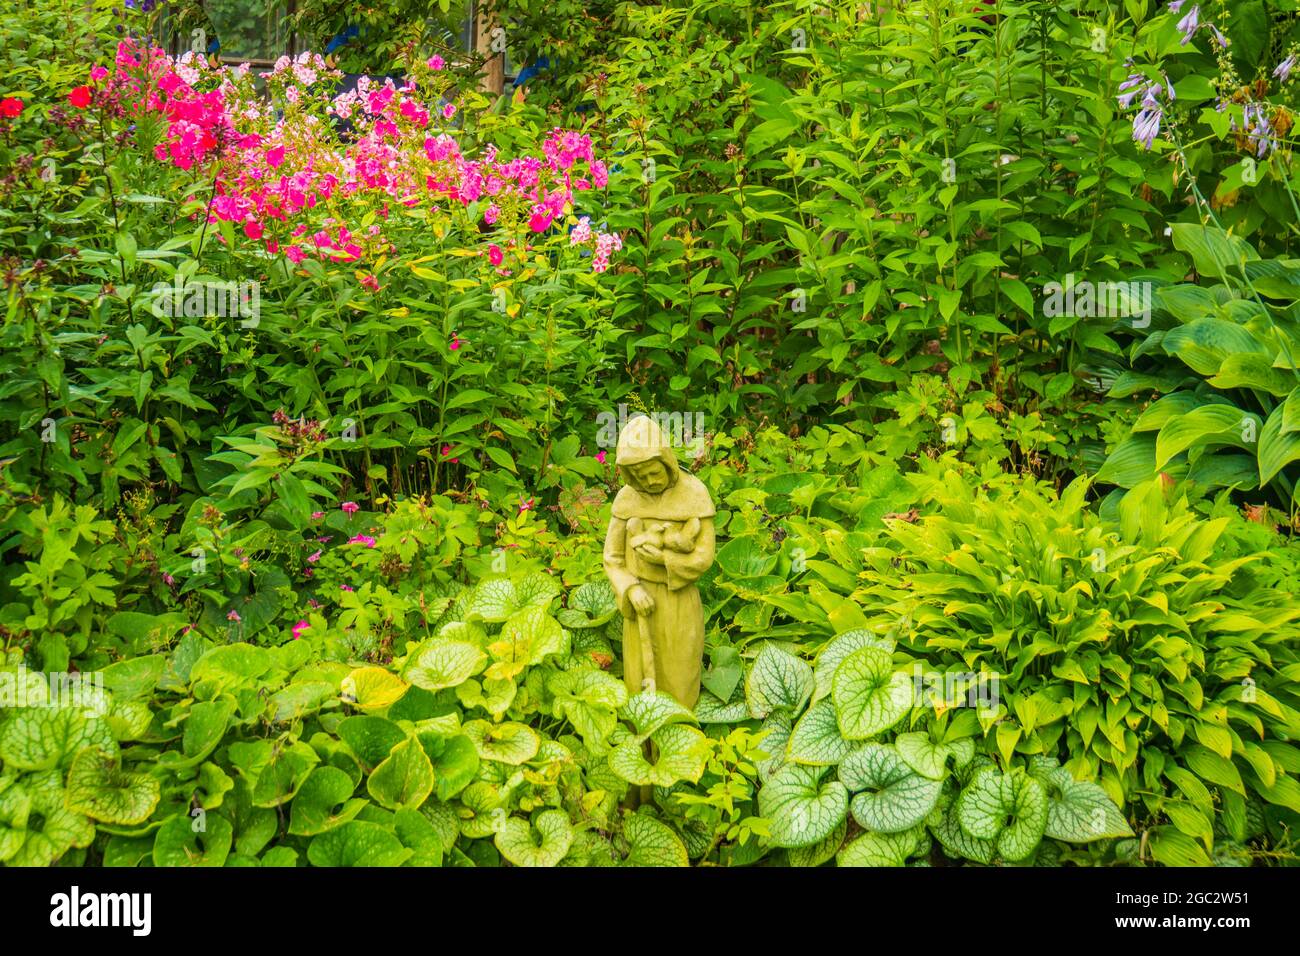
[637,607,656,693]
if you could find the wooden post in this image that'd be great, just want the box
[474,1,505,96]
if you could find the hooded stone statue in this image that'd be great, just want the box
[603,414,715,709]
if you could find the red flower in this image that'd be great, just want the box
[487,244,503,266]
[68,86,92,109]
[0,98,23,119]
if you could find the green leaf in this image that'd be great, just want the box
[462,720,539,765]
[623,690,698,737]
[337,715,406,770]
[1155,404,1257,470]
[813,629,896,702]
[787,818,846,867]
[306,820,413,867]
[841,744,943,833]
[608,724,710,786]
[932,800,995,864]
[759,764,850,848]
[621,811,689,867]
[1169,223,1259,279]
[956,768,1048,861]
[367,736,435,810]
[1259,403,1300,487]
[64,748,160,824]
[0,707,116,771]
[894,732,954,780]
[832,647,912,740]
[5,773,94,867]
[494,810,574,867]
[837,824,924,867]
[152,812,233,867]
[289,767,367,836]
[1028,762,1134,842]
[787,697,855,765]
[745,644,814,718]
[400,640,486,691]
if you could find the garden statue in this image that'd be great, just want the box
[602,414,715,710]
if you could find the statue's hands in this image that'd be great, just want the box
[628,584,656,616]
[634,541,665,565]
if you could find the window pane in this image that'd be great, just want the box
[204,0,292,62]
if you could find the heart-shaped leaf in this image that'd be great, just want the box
[759,764,849,848]
[306,820,412,867]
[401,640,486,691]
[746,644,813,719]
[787,697,855,766]
[463,720,540,765]
[839,744,942,833]
[289,766,367,836]
[342,667,409,711]
[833,647,912,740]
[495,809,574,867]
[608,724,710,787]
[620,812,688,867]
[837,824,924,867]
[813,629,896,702]
[956,767,1049,861]
[367,736,434,810]
[64,748,161,825]
[1029,762,1134,843]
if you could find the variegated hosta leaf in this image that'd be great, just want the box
[0,706,116,771]
[401,640,486,691]
[894,732,955,780]
[837,824,924,867]
[621,812,689,867]
[1029,763,1134,842]
[366,736,435,810]
[607,724,710,787]
[956,767,1048,862]
[840,744,942,833]
[494,809,574,867]
[787,697,855,766]
[64,748,161,825]
[833,647,913,740]
[746,644,813,719]
[342,666,410,711]
[813,629,897,702]
[788,818,847,867]
[759,764,849,848]
[623,690,698,737]
[462,720,540,765]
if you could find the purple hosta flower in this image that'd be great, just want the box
[1168,0,1185,11]
[1177,4,1200,45]
[1275,55,1297,83]
[1118,74,1146,109]
[1209,25,1229,49]
[1133,108,1163,150]
[1243,103,1277,157]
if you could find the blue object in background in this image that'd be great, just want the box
[326,25,360,55]
[512,56,550,88]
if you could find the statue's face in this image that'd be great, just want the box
[628,459,669,494]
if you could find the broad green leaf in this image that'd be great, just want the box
[152,812,233,867]
[894,732,954,780]
[463,720,540,764]
[813,629,896,702]
[787,818,846,867]
[932,800,995,864]
[64,748,160,824]
[400,640,486,691]
[745,644,813,718]
[621,812,688,867]
[841,744,943,833]
[367,736,435,810]
[956,768,1048,861]
[837,824,924,867]
[1028,763,1133,842]
[0,707,115,771]
[306,820,413,867]
[494,810,574,867]
[159,698,235,769]
[342,667,410,711]
[623,690,698,737]
[289,766,367,835]
[1259,403,1300,487]
[608,724,710,787]
[833,647,912,740]
[787,697,855,765]
[337,715,406,770]
[759,764,849,848]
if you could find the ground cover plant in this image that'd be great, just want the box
[0,0,1298,868]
